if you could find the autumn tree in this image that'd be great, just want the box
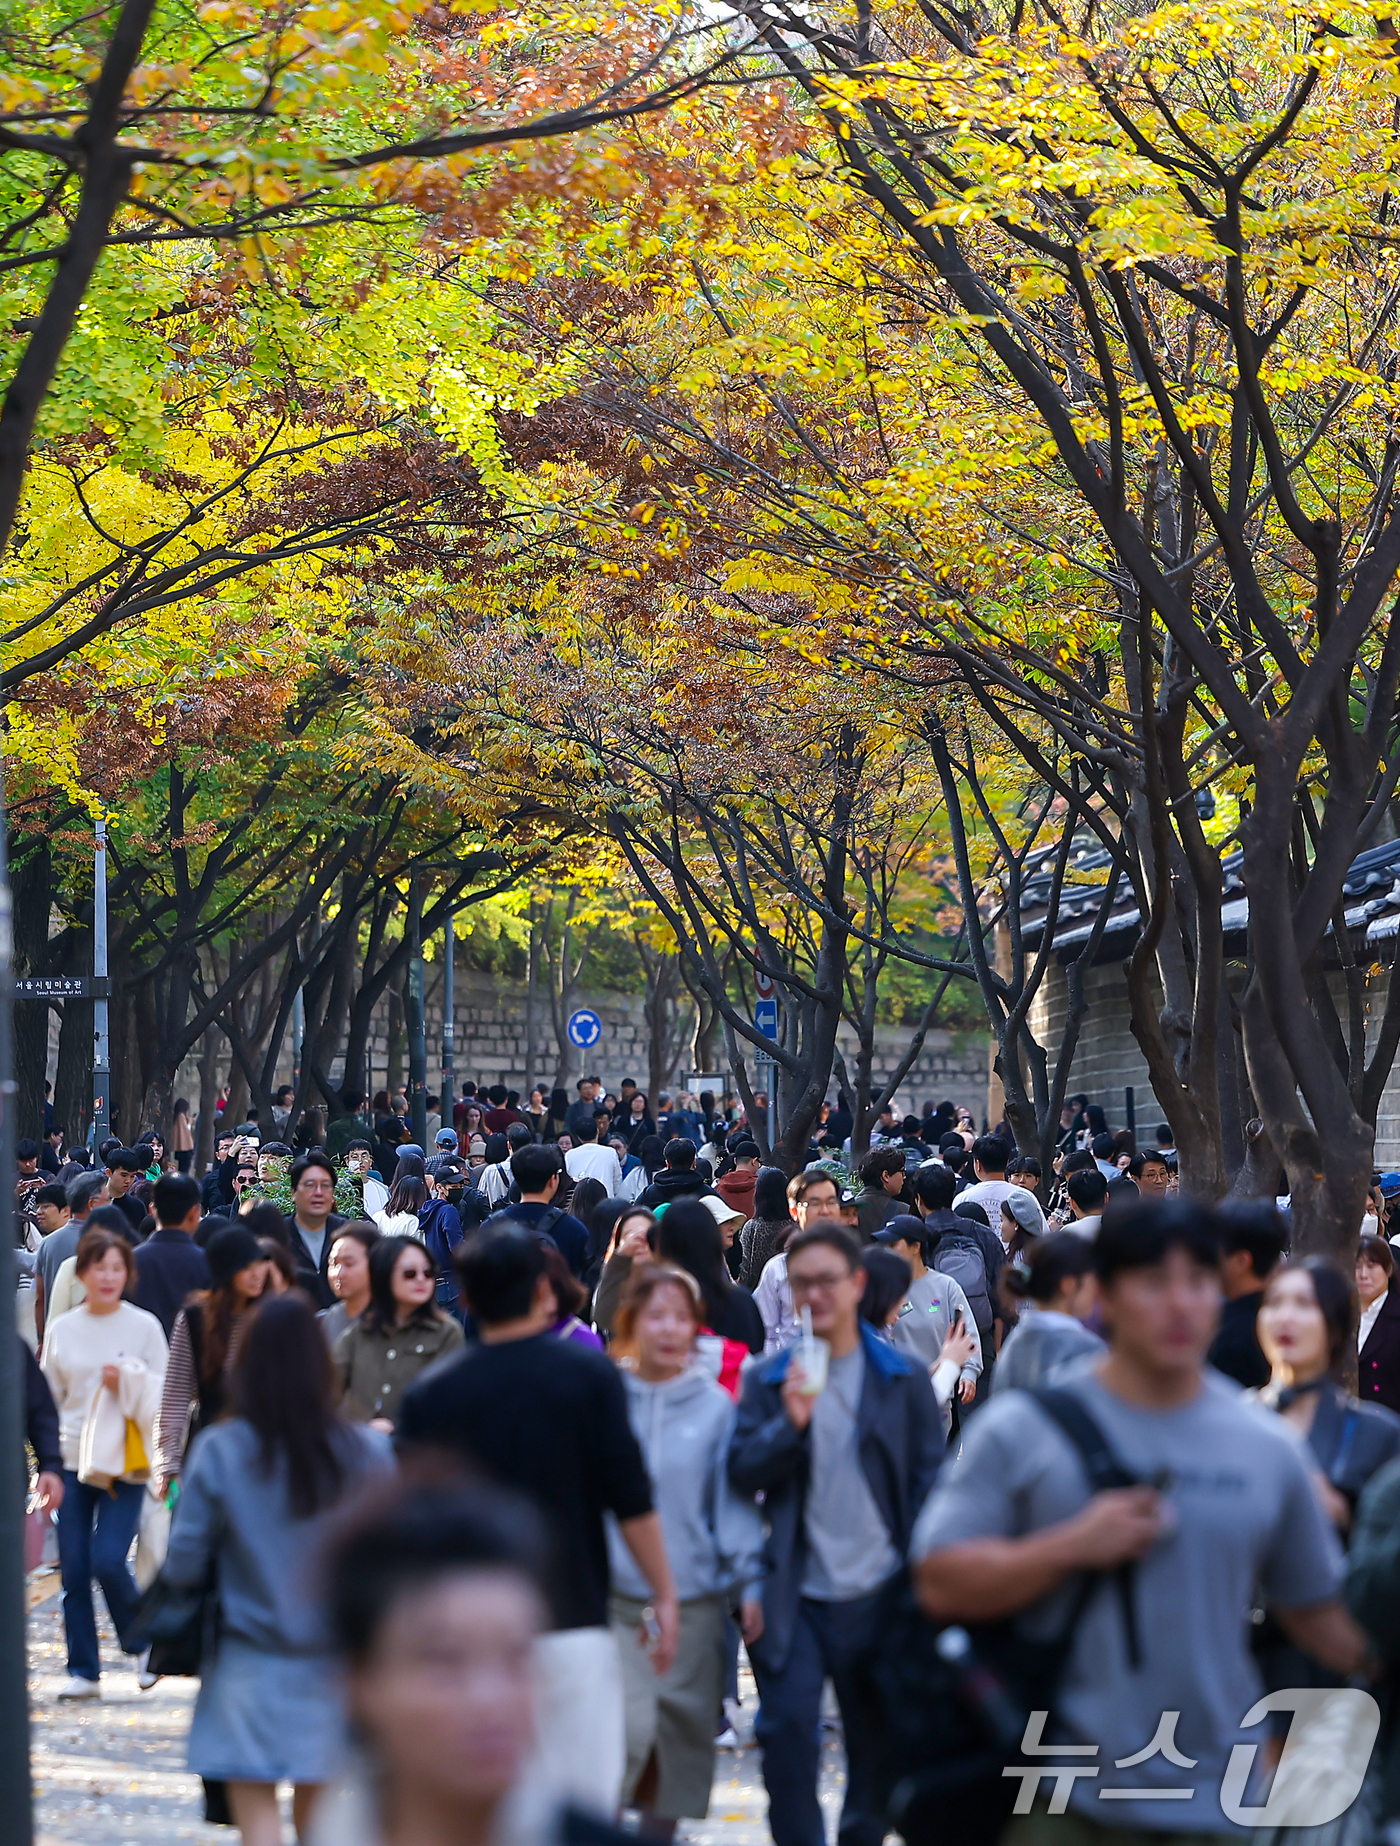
[462,0,1400,1255]
[0,0,754,571]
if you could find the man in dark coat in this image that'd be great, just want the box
[131,1174,211,1337]
[729,1222,944,1846]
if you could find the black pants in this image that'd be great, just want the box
[750,1585,894,1846]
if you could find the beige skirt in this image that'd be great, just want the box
[609,1591,726,1820]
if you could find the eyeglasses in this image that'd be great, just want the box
[398,1266,434,1282]
[789,1270,852,1294]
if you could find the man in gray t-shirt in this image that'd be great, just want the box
[913,1200,1367,1839]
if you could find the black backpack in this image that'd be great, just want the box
[874,1388,1144,1846]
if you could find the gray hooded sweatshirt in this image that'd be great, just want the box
[606,1365,764,1603]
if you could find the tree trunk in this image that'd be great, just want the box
[11,834,52,1142]
[222,1055,249,1132]
[386,985,405,1096]
[642,945,690,1106]
[525,910,540,1096]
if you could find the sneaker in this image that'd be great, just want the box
[56,1676,100,1701]
[136,1648,158,1691]
[715,1724,739,1749]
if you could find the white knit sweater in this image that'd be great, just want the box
[40,1301,168,1474]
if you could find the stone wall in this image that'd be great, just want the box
[155,965,995,1125]
[1029,958,1400,1168]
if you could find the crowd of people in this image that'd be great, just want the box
[19,1073,1400,1846]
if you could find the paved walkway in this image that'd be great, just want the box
[28,1590,846,1845]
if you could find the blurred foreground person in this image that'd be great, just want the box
[912,1201,1368,1843]
[312,1478,633,1846]
[162,1293,393,1846]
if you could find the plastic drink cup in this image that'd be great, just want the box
[796,1305,830,1395]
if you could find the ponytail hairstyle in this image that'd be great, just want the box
[1001,1229,1095,1311]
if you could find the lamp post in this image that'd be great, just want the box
[0,790,35,1845]
[91,818,108,1147]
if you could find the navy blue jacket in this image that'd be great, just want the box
[728,1323,944,1671]
[24,1340,62,1474]
[131,1228,211,1338]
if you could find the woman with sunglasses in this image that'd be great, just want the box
[335,1236,464,1433]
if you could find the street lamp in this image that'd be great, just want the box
[0,790,35,1844]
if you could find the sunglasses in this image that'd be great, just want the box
[398,1265,434,1282]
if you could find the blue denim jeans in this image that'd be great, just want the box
[749,1586,894,1846]
[56,1472,145,1681]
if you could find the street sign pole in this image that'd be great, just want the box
[407,877,427,1149]
[92,818,109,1148]
[0,778,35,1846]
[442,911,455,1116]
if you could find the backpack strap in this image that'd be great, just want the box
[1034,1387,1144,1668]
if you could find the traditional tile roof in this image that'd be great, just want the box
[1018,833,1400,963]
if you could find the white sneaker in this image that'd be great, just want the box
[56,1676,100,1701]
[136,1648,158,1691]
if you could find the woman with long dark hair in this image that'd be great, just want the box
[1256,1256,1400,1521]
[161,1292,393,1846]
[153,1226,269,1496]
[858,1247,914,1335]
[738,1167,793,1291]
[543,1242,605,1350]
[564,1175,609,1241]
[374,1170,428,1240]
[620,1132,667,1204]
[593,1204,660,1336]
[335,1235,463,1429]
[623,1092,656,1156]
[656,1200,764,1353]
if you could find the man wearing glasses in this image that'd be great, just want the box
[729,1221,944,1846]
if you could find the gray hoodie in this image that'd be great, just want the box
[606,1366,763,1603]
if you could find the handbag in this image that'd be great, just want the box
[134,1488,171,1591]
[874,1388,1145,1846]
[131,1569,219,1678]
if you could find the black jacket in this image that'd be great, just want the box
[1208,1289,1270,1389]
[24,1340,62,1474]
[637,1168,714,1211]
[282,1212,345,1309]
[1361,1286,1400,1417]
[200,1157,236,1217]
[728,1324,944,1671]
[132,1229,212,1339]
[707,1284,766,1354]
